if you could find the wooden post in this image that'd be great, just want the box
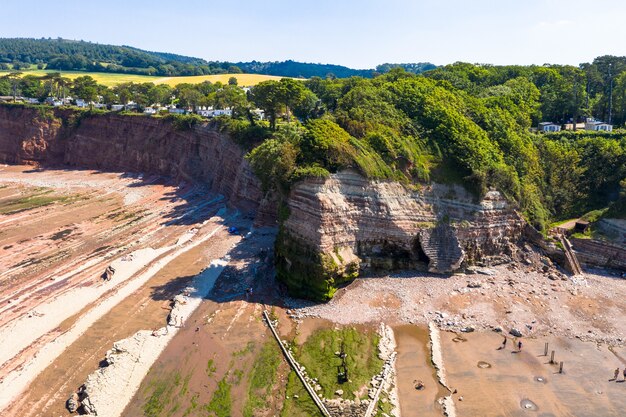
[544,342,548,356]
[559,361,564,374]
[550,350,555,364]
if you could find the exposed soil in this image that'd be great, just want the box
[0,165,243,415]
[441,332,626,417]
[2,164,626,417]
[123,227,283,417]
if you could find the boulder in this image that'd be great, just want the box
[66,393,80,413]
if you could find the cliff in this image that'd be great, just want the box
[0,105,530,301]
[0,105,263,214]
[277,171,526,300]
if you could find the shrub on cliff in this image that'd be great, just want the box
[164,113,204,131]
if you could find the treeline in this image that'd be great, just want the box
[424,57,626,126]
[0,73,249,115]
[241,70,626,231]
[0,38,436,78]
[234,60,374,78]
[0,38,238,76]
[2,66,625,229]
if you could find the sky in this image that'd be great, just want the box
[2,0,626,68]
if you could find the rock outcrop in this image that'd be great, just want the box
[0,105,263,214]
[571,237,626,270]
[0,106,529,301]
[277,171,525,300]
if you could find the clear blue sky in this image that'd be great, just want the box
[2,0,625,68]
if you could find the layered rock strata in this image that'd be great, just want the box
[0,106,263,214]
[571,237,626,270]
[277,171,525,300]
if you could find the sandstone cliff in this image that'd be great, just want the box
[0,105,263,213]
[0,105,530,301]
[277,171,525,300]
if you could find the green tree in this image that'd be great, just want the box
[71,75,99,104]
[3,72,22,101]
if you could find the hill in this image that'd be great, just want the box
[0,38,436,79]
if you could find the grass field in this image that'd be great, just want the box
[0,68,290,87]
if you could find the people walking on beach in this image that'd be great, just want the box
[500,336,507,350]
[613,368,620,381]
[623,368,626,382]
[517,341,522,352]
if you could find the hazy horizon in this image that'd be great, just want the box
[2,0,626,68]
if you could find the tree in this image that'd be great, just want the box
[175,83,203,109]
[3,72,22,101]
[251,78,316,129]
[147,84,173,106]
[250,80,282,129]
[228,76,238,86]
[71,75,99,104]
[246,138,299,193]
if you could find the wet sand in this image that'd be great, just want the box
[124,229,284,417]
[393,325,444,417]
[3,228,241,417]
[441,331,625,417]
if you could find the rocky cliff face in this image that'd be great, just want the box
[277,171,525,300]
[0,106,63,164]
[0,106,263,213]
[0,106,529,301]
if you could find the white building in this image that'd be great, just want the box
[168,108,186,114]
[143,107,157,115]
[538,122,561,132]
[111,104,124,111]
[212,109,232,117]
[585,118,613,132]
[196,109,214,117]
[75,99,88,108]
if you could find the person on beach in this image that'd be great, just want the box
[501,336,507,349]
[518,341,522,351]
[613,368,620,381]
[623,368,626,382]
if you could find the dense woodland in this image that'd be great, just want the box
[0,38,436,78]
[1,56,626,232]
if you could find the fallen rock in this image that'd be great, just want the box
[66,392,80,413]
[509,328,523,338]
[101,265,115,281]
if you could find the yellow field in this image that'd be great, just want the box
[154,73,290,87]
[0,70,291,87]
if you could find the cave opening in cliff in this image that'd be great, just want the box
[412,237,430,265]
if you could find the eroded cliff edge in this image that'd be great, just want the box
[0,105,529,301]
[0,105,263,214]
[277,171,525,300]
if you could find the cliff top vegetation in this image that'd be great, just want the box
[2,58,626,231]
